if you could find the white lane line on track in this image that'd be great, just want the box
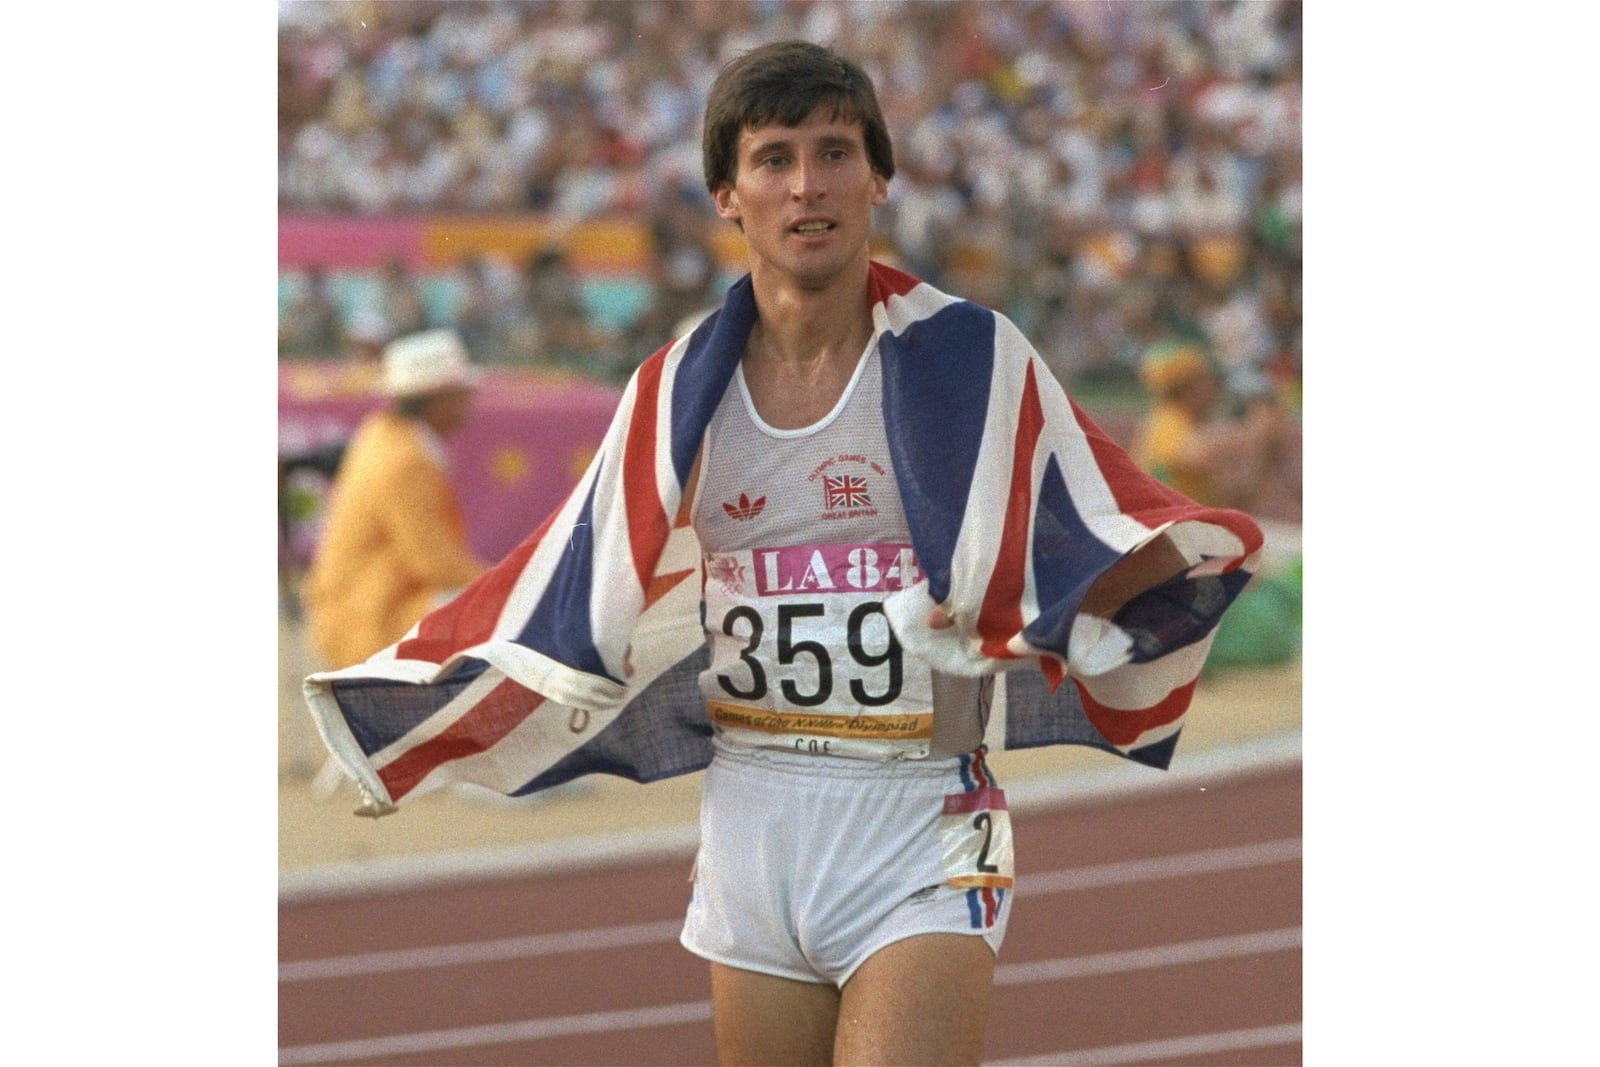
[276,1001,714,1067]
[1021,836,1301,895]
[984,1021,1303,1066]
[279,918,685,983]
[993,926,1301,986]
[278,927,1300,1065]
[280,837,1300,983]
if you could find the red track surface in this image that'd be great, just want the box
[280,763,1301,1066]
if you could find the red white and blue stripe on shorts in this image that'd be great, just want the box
[957,747,1006,930]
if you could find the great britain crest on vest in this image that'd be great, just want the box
[809,453,883,521]
[823,474,871,509]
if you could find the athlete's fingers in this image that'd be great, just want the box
[927,605,955,630]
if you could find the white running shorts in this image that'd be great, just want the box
[680,740,1014,987]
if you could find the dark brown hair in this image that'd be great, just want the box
[702,40,895,194]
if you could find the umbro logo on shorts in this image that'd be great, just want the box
[906,885,939,905]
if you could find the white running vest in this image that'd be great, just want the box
[691,342,986,760]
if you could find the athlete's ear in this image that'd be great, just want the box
[870,172,888,207]
[713,184,741,223]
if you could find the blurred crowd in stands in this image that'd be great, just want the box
[278,0,1300,399]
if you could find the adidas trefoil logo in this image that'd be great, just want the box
[722,493,765,521]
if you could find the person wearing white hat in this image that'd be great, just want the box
[303,329,490,670]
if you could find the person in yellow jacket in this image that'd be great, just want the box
[1131,341,1288,512]
[304,328,491,669]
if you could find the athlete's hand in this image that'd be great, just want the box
[927,605,955,630]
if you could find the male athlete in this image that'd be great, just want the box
[678,41,1198,1066]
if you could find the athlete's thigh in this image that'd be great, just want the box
[834,933,996,1067]
[708,961,841,1067]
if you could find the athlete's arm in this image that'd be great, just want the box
[1077,533,1189,619]
[682,445,704,522]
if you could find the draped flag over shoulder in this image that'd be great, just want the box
[304,262,1263,817]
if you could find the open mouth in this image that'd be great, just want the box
[791,220,835,236]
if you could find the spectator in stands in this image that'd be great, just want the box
[628,177,725,354]
[279,266,343,358]
[1131,340,1288,513]
[340,307,390,364]
[451,252,520,363]
[503,245,622,376]
[377,253,431,338]
[881,138,965,291]
[317,307,392,396]
[302,329,490,669]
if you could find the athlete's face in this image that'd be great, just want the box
[713,109,888,290]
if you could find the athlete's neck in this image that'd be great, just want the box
[741,314,869,432]
[747,308,871,378]
[745,256,873,375]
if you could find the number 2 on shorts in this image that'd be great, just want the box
[939,787,1015,889]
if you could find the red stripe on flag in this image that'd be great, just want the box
[622,355,671,593]
[977,362,1044,658]
[1069,395,1191,517]
[378,679,547,802]
[867,260,922,303]
[982,887,998,927]
[1073,675,1196,747]
[396,508,562,663]
[1039,656,1065,691]
[1068,397,1263,562]
[643,568,695,611]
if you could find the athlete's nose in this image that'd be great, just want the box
[790,156,826,202]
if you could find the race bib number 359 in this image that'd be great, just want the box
[702,542,935,757]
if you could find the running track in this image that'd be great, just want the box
[280,759,1301,1066]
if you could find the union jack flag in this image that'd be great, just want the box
[824,474,871,509]
[302,261,1264,817]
